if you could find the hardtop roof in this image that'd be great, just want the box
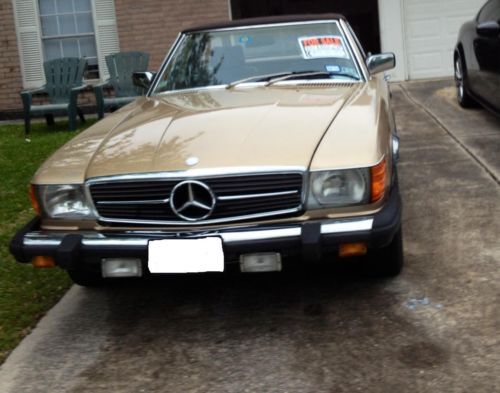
[182,14,346,34]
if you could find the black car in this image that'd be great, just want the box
[454,0,500,114]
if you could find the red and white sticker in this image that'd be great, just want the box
[298,36,348,59]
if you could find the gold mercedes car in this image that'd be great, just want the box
[10,14,402,286]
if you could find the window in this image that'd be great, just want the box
[13,0,120,88]
[155,22,361,93]
[38,0,99,78]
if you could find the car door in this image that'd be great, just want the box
[473,0,500,109]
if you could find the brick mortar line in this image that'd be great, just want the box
[398,84,500,186]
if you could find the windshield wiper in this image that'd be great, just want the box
[325,72,361,81]
[266,71,360,86]
[226,70,360,89]
[226,72,293,89]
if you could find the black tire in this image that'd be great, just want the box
[67,268,104,287]
[454,53,475,108]
[364,226,404,278]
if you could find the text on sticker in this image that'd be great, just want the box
[298,35,349,59]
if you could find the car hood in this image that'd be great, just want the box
[34,83,362,183]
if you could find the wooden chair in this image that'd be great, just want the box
[94,51,150,119]
[20,57,87,135]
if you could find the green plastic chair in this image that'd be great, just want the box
[20,57,87,135]
[94,51,150,119]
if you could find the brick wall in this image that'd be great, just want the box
[0,0,23,113]
[115,0,230,70]
[0,0,230,117]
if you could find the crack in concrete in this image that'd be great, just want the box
[398,84,500,186]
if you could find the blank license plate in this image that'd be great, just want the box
[148,238,224,273]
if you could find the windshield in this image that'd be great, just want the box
[153,21,361,94]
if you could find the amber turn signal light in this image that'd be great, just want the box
[339,243,368,258]
[371,159,387,203]
[29,184,40,215]
[32,256,55,268]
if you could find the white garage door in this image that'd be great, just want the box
[404,0,486,79]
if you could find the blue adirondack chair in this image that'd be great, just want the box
[94,51,150,119]
[20,57,87,135]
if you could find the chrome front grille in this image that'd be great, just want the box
[88,173,304,225]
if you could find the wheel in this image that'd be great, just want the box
[67,268,104,287]
[454,53,475,108]
[364,226,404,277]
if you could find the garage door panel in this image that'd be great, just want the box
[409,52,443,73]
[409,53,449,79]
[444,15,471,35]
[404,0,486,79]
[405,1,440,18]
[407,18,441,38]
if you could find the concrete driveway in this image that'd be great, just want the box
[0,80,499,393]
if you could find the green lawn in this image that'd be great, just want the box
[0,119,95,363]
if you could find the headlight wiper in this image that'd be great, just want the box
[266,71,360,86]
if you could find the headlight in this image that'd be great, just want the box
[308,169,370,208]
[35,185,95,219]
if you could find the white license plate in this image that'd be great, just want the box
[148,238,224,273]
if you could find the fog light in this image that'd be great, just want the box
[339,243,367,258]
[101,258,142,278]
[240,253,282,273]
[32,256,55,268]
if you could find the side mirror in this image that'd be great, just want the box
[476,21,500,37]
[366,53,396,75]
[132,71,155,90]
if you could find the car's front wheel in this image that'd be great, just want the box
[454,53,475,108]
[364,226,404,277]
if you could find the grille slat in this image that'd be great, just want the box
[217,195,300,208]
[93,192,171,199]
[89,173,303,225]
[90,186,174,193]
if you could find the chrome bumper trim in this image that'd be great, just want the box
[220,227,302,242]
[22,217,373,248]
[320,218,373,234]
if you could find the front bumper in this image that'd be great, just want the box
[10,183,401,270]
